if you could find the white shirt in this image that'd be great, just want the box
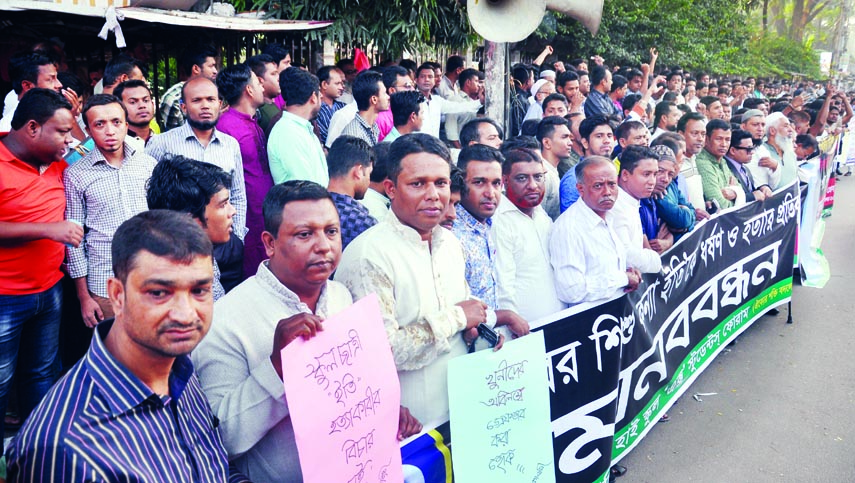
[334,212,470,425]
[438,75,458,100]
[1,90,17,130]
[549,200,629,306]
[492,194,565,321]
[192,262,353,483]
[523,101,544,123]
[681,155,706,209]
[542,160,561,220]
[358,187,390,221]
[611,187,663,273]
[421,93,481,138]
[748,143,783,189]
[444,91,478,142]
[325,101,358,148]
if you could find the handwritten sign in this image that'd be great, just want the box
[448,332,555,483]
[282,294,404,483]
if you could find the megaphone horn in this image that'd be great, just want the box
[548,0,603,36]
[466,0,603,43]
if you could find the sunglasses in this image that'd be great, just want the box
[734,146,756,152]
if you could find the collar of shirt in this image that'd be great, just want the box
[222,108,257,123]
[617,186,640,210]
[255,259,332,316]
[495,193,546,220]
[83,141,138,168]
[454,202,491,234]
[280,109,315,132]
[354,112,377,134]
[575,197,616,229]
[386,209,447,249]
[85,320,194,416]
[175,121,223,146]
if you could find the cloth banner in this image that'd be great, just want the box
[799,135,838,288]
[402,183,799,483]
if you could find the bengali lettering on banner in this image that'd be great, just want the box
[447,332,556,483]
[531,182,799,483]
[282,294,404,483]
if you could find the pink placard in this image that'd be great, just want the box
[281,293,404,483]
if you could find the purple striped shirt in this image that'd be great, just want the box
[5,321,233,482]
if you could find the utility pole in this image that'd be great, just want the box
[483,41,510,134]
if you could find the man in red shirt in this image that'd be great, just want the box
[0,88,80,451]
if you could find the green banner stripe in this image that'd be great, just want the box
[611,278,793,459]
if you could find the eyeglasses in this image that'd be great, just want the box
[395,82,416,90]
[734,146,756,152]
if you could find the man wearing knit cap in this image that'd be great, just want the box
[524,79,555,122]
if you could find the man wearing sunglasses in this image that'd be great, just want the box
[726,129,773,202]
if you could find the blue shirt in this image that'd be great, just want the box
[451,204,498,308]
[559,167,581,213]
[639,197,659,241]
[5,321,231,482]
[317,99,346,145]
[330,191,377,250]
[654,180,696,239]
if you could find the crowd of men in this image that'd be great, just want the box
[0,38,851,482]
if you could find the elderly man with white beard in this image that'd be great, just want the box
[758,112,799,190]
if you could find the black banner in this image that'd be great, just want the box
[535,183,799,483]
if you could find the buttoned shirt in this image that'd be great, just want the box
[64,143,157,297]
[543,160,561,220]
[584,88,618,119]
[746,143,782,191]
[146,122,247,239]
[559,164,581,213]
[549,200,629,306]
[267,110,329,186]
[358,187,390,221]
[611,187,663,273]
[0,138,67,295]
[421,93,482,138]
[216,108,274,277]
[759,141,797,190]
[330,191,377,249]
[445,91,478,142]
[325,102,358,148]
[639,197,659,241]
[340,112,379,146]
[158,82,185,131]
[438,75,459,100]
[5,320,230,482]
[383,127,403,144]
[654,181,696,236]
[696,148,738,210]
[317,99,346,145]
[452,204,498,309]
[193,262,353,483]
[335,211,470,424]
[492,195,565,322]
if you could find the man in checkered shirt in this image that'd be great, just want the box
[326,135,377,250]
[65,94,157,327]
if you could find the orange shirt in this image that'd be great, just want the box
[0,135,67,295]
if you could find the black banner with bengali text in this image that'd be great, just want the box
[534,182,799,483]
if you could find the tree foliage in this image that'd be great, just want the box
[544,0,755,74]
[534,0,824,77]
[255,0,478,56]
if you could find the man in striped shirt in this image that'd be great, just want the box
[5,210,233,482]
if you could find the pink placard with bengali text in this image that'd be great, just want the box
[281,293,404,483]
